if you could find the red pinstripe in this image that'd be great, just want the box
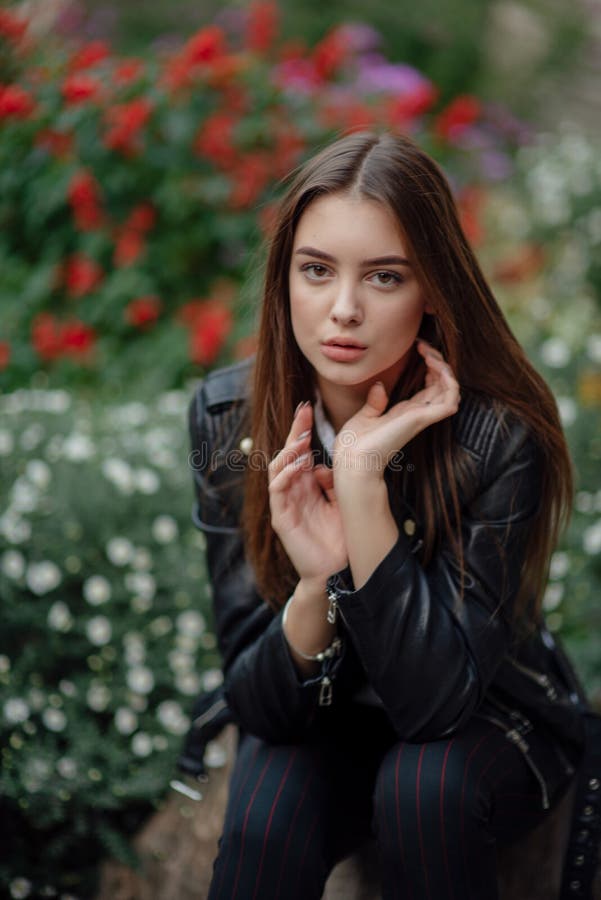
[439,737,456,900]
[231,750,274,900]
[394,743,413,900]
[415,744,432,900]
[274,766,316,900]
[252,749,298,900]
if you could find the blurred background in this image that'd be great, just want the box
[1,1,600,896]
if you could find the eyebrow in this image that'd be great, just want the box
[295,246,411,267]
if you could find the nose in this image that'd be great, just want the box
[329,280,363,326]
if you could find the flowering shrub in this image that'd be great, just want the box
[0,3,526,395]
[0,386,224,896]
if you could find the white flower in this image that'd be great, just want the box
[86,616,112,646]
[543,583,564,611]
[20,425,45,452]
[126,666,155,694]
[157,700,189,735]
[128,693,148,712]
[549,552,570,580]
[57,757,78,779]
[132,547,152,570]
[124,634,146,665]
[176,610,206,638]
[26,560,61,595]
[3,698,30,724]
[1,549,25,579]
[0,655,10,674]
[153,449,177,470]
[48,601,73,632]
[25,459,51,488]
[583,520,601,555]
[83,575,111,606]
[135,467,160,494]
[575,491,594,514]
[42,708,67,732]
[9,877,32,899]
[114,707,138,735]
[149,616,172,637]
[102,458,134,494]
[556,397,577,428]
[1,514,31,544]
[152,515,179,544]
[540,337,570,368]
[131,732,153,757]
[153,735,168,751]
[586,334,601,364]
[62,433,94,461]
[168,650,193,673]
[106,536,135,566]
[28,688,46,711]
[204,741,227,769]
[10,478,38,514]
[202,668,224,691]
[59,679,77,697]
[131,595,153,613]
[0,429,14,456]
[125,572,156,601]
[86,682,111,712]
[111,402,149,427]
[175,672,201,696]
[157,390,187,416]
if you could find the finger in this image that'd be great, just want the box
[269,404,313,480]
[268,450,314,495]
[361,380,389,418]
[313,464,336,503]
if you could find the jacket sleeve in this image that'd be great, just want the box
[188,382,341,743]
[326,416,544,742]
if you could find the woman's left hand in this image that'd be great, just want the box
[333,341,460,483]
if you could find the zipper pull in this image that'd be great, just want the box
[326,588,338,625]
[319,676,333,706]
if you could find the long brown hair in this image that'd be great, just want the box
[242,131,572,624]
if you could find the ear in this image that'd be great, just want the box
[424,300,435,315]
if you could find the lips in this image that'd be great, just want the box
[323,338,367,349]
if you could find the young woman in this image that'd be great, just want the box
[186,131,593,899]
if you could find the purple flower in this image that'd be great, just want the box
[354,55,432,96]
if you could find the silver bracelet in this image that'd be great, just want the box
[281,595,341,662]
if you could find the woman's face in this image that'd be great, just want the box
[289,192,429,400]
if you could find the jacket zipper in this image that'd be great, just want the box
[192,696,228,730]
[477,711,550,810]
[509,659,558,701]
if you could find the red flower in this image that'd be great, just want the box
[35,129,73,158]
[61,73,102,105]
[68,170,103,231]
[64,254,103,297]
[32,314,96,361]
[457,186,486,247]
[60,320,96,357]
[387,82,438,127]
[114,229,145,267]
[125,296,162,329]
[114,59,145,85]
[32,314,63,361]
[228,153,270,209]
[312,29,348,81]
[435,95,481,142]
[0,84,35,119]
[184,25,226,65]
[126,203,156,232]
[103,98,152,156]
[194,112,237,166]
[493,243,546,284]
[69,41,110,72]
[0,10,28,43]
[0,340,10,370]
[163,25,227,91]
[317,99,378,133]
[246,2,279,54]
[183,299,232,366]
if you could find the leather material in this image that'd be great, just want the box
[187,356,589,809]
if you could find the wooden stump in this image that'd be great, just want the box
[96,725,601,900]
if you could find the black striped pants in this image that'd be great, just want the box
[207,704,574,900]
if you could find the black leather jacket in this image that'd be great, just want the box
[186,357,589,812]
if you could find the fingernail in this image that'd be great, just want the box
[293,402,304,418]
[295,429,312,442]
[294,452,310,466]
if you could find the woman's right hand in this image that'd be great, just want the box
[268,402,348,586]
